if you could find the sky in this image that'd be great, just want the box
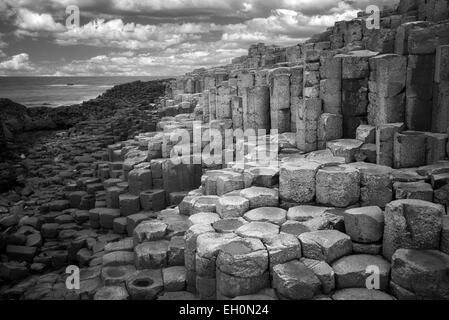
[0,0,399,77]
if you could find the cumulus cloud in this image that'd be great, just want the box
[15,8,65,32]
[0,53,34,73]
[0,0,401,76]
[54,18,221,50]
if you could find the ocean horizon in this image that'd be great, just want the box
[0,76,171,108]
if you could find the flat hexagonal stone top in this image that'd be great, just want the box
[188,212,221,225]
[332,288,395,300]
[217,237,268,277]
[213,218,247,233]
[133,220,167,243]
[287,206,331,222]
[196,233,239,259]
[391,249,449,299]
[94,286,129,300]
[244,207,287,225]
[235,221,280,240]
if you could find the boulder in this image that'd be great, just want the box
[383,199,444,260]
[299,230,352,263]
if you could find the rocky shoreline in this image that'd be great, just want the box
[1,0,449,301]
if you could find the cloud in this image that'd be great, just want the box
[0,53,34,72]
[0,0,402,76]
[54,44,247,76]
[15,7,65,32]
[54,18,221,50]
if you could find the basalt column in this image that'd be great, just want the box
[296,43,325,152]
[208,88,217,121]
[337,50,378,138]
[244,85,270,131]
[432,45,449,133]
[318,51,343,148]
[290,66,303,133]
[406,54,435,131]
[216,82,233,120]
[368,54,407,127]
[270,71,291,134]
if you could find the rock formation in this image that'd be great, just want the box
[1,0,449,300]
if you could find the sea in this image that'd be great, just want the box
[0,76,169,108]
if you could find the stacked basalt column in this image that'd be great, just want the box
[433,45,449,133]
[238,70,271,132]
[290,66,303,133]
[269,67,291,134]
[296,43,328,152]
[318,51,343,149]
[216,81,234,120]
[336,50,378,139]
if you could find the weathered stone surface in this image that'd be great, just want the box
[441,216,449,255]
[391,249,449,300]
[101,265,136,286]
[344,206,384,243]
[126,269,163,300]
[376,123,405,167]
[326,139,363,163]
[119,194,140,217]
[287,206,330,222]
[133,220,167,244]
[279,161,320,204]
[239,187,279,208]
[243,207,287,225]
[188,212,221,226]
[216,269,270,298]
[299,230,352,263]
[332,288,395,300]
[195,232,238,277]
[300,258,335,294]
[263,233,301,269]
[134,240,169,269]
[393,131,427,169]
[332,254,390,290]
[216,196,249,218]
[316,165,360,208]
[348,162,393,208]
[235,221,279,240]
[393,181,434,202]
[102,251,134,267]
[94,286,129,300]
[383,199,444,260]
[162,266,186,292]
[272,260,321,300]
[217,237,268,277]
